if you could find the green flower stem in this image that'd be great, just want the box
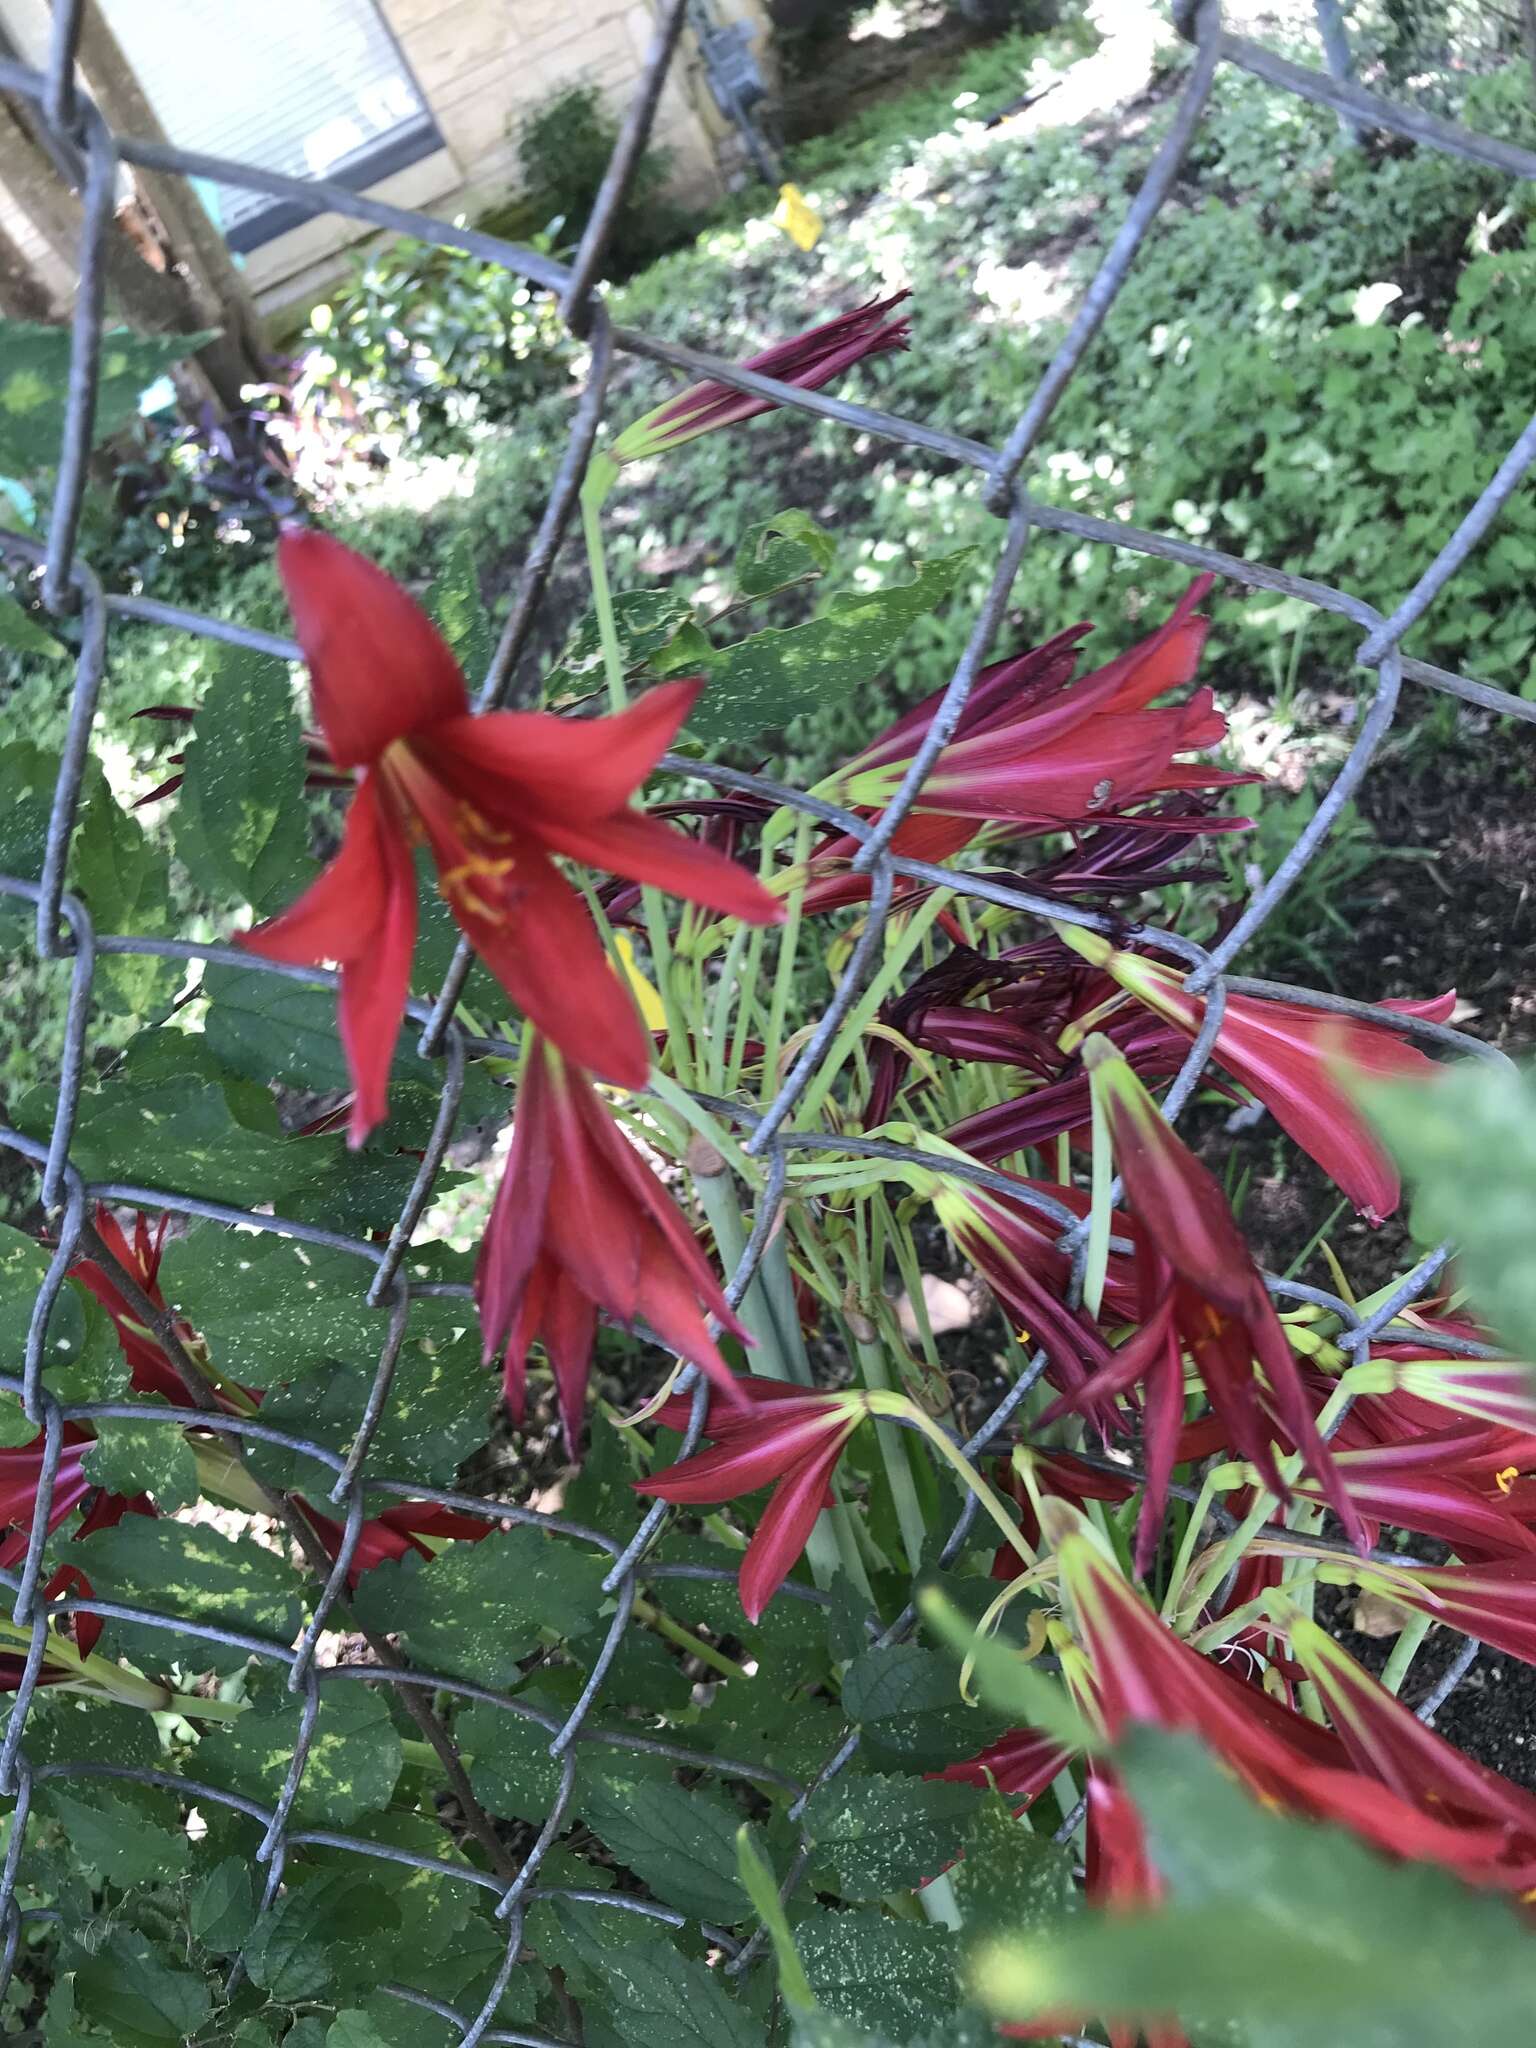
[852,1324,928,1574]
[1380,1608,1433,1696]
[632,1595,752,1681]
[691,1156,850,1596]
[760,814,812,1100]
[1159,1463,1238,1623]
[579,466,697,1086]
[865,1391,1034,1574]
[789,890,953,1133]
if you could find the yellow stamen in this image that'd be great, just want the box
[1495,1465,1520,1496]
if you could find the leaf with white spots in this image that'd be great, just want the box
[804,1773,984,1899]
[66,1514,306,1675]
[350,1526,606,1686]
[199,1666,402,1825]
[172,646,316,914]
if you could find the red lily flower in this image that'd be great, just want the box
[927,1164,1139,1409]
[242,531,781,1142]
[611,292,911,462]
[1064,1038,1365,1551]
[822,579,1250,833]
[0,1445,151,1689]
[1294,1441,1536,1561]
[69,1206,188,1402]
[1364,1356,1536,1436]
[1290,1616,1536,1892]
[633,1377,866,1620]
[1056,926,1453,1222]
[1058,1531,1533,1889]
[294,1497,492,1589]
[476,1038,750,1453]
[1365,1556,1536,1669]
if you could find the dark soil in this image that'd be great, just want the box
[777,5,1000,147]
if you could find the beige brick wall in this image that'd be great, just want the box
[243,0,773,318]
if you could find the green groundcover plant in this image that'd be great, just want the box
[4,285,1536,2048]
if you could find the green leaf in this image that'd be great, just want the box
[583,1767,748,1922]
[544,590,698,701]
[201,1668,403,1825]
[460,1699,569,1822]
[0,744,173,1015]
[327,2015,394,2048]
[799,1910,959,2040]
[558,1907,767,2048]
[1359,1061,1536,1369]
[70,1926,213,2043]
[67,1513,305,1675]
[0,587,62,654]
[734,507,837,598]
[172,647,315,913]
[804,1773,984,1899]
[738,1823,814,2012]
[687,548,975,745]
[350,1526,605,1686]
[0,1219,87,1381]
[839,1641,1010,1770]
[243,1338,490,1495]
[0,319,212,476]
[949,1794,1076,1951]
[427,531,494,682]
[37,1781,191,1888]
[972,1727,1536,2046]
[200,962,506,1146]
[190,1855,255,1954]
[790,2012,997,2048]
[244,1868,400,2002]
[80,1405,200,1510]
[158,1225,397,1392]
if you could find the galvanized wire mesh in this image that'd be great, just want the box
[1,0,1535,2038]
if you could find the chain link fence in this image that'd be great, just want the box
[1,0,1535,2039]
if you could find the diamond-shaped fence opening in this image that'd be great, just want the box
[1,1,1534,2040]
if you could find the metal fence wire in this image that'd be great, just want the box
[1,0,1535,2040]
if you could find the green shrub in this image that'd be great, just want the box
[517,80,694,277]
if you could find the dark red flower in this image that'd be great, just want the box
[634,1377,865,1620]
[612,292,911,461]
[476,1037,750,1452]
[243,531,781,1142]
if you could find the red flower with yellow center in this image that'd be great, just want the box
[242,530,782,1142]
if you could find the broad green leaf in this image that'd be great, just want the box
[201,1668,403,1825]
[11,1032,419,1227]
[558,1906,767,2048]
[687,548,975,745]
[36,1781,190,1887]
[950,1794,1075,1950]
[583,1767,748,1922]
[0,1219,87,1380]
[734,507,837,599]
[190,1854,255,1954]
[0,320,212,476]
[200,962,506,1146]
[791,2013,998,2048]
[839,1641,1010,1770]
[0,587,62,654]
[0,744,173,1015]
[70,1926,214,2043]
[327,2015,394,2048]
[158,1225,397,1390]
[544,590,698,702]
[243,1868,400,2003]
[172,646,315,914]
[1360,1062,1536,1369]
[242,1339,490,1494]
[919,1588,1096,1754]
[460,1698,569,1822]
[799,1910,958,2040]
[80,1404,200,1510]
[427,530,494,682]
[67,1513,305,1675]
[804,1772,984,1899]
[973,1727,1536,2046]
[350,1525,605,1686]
